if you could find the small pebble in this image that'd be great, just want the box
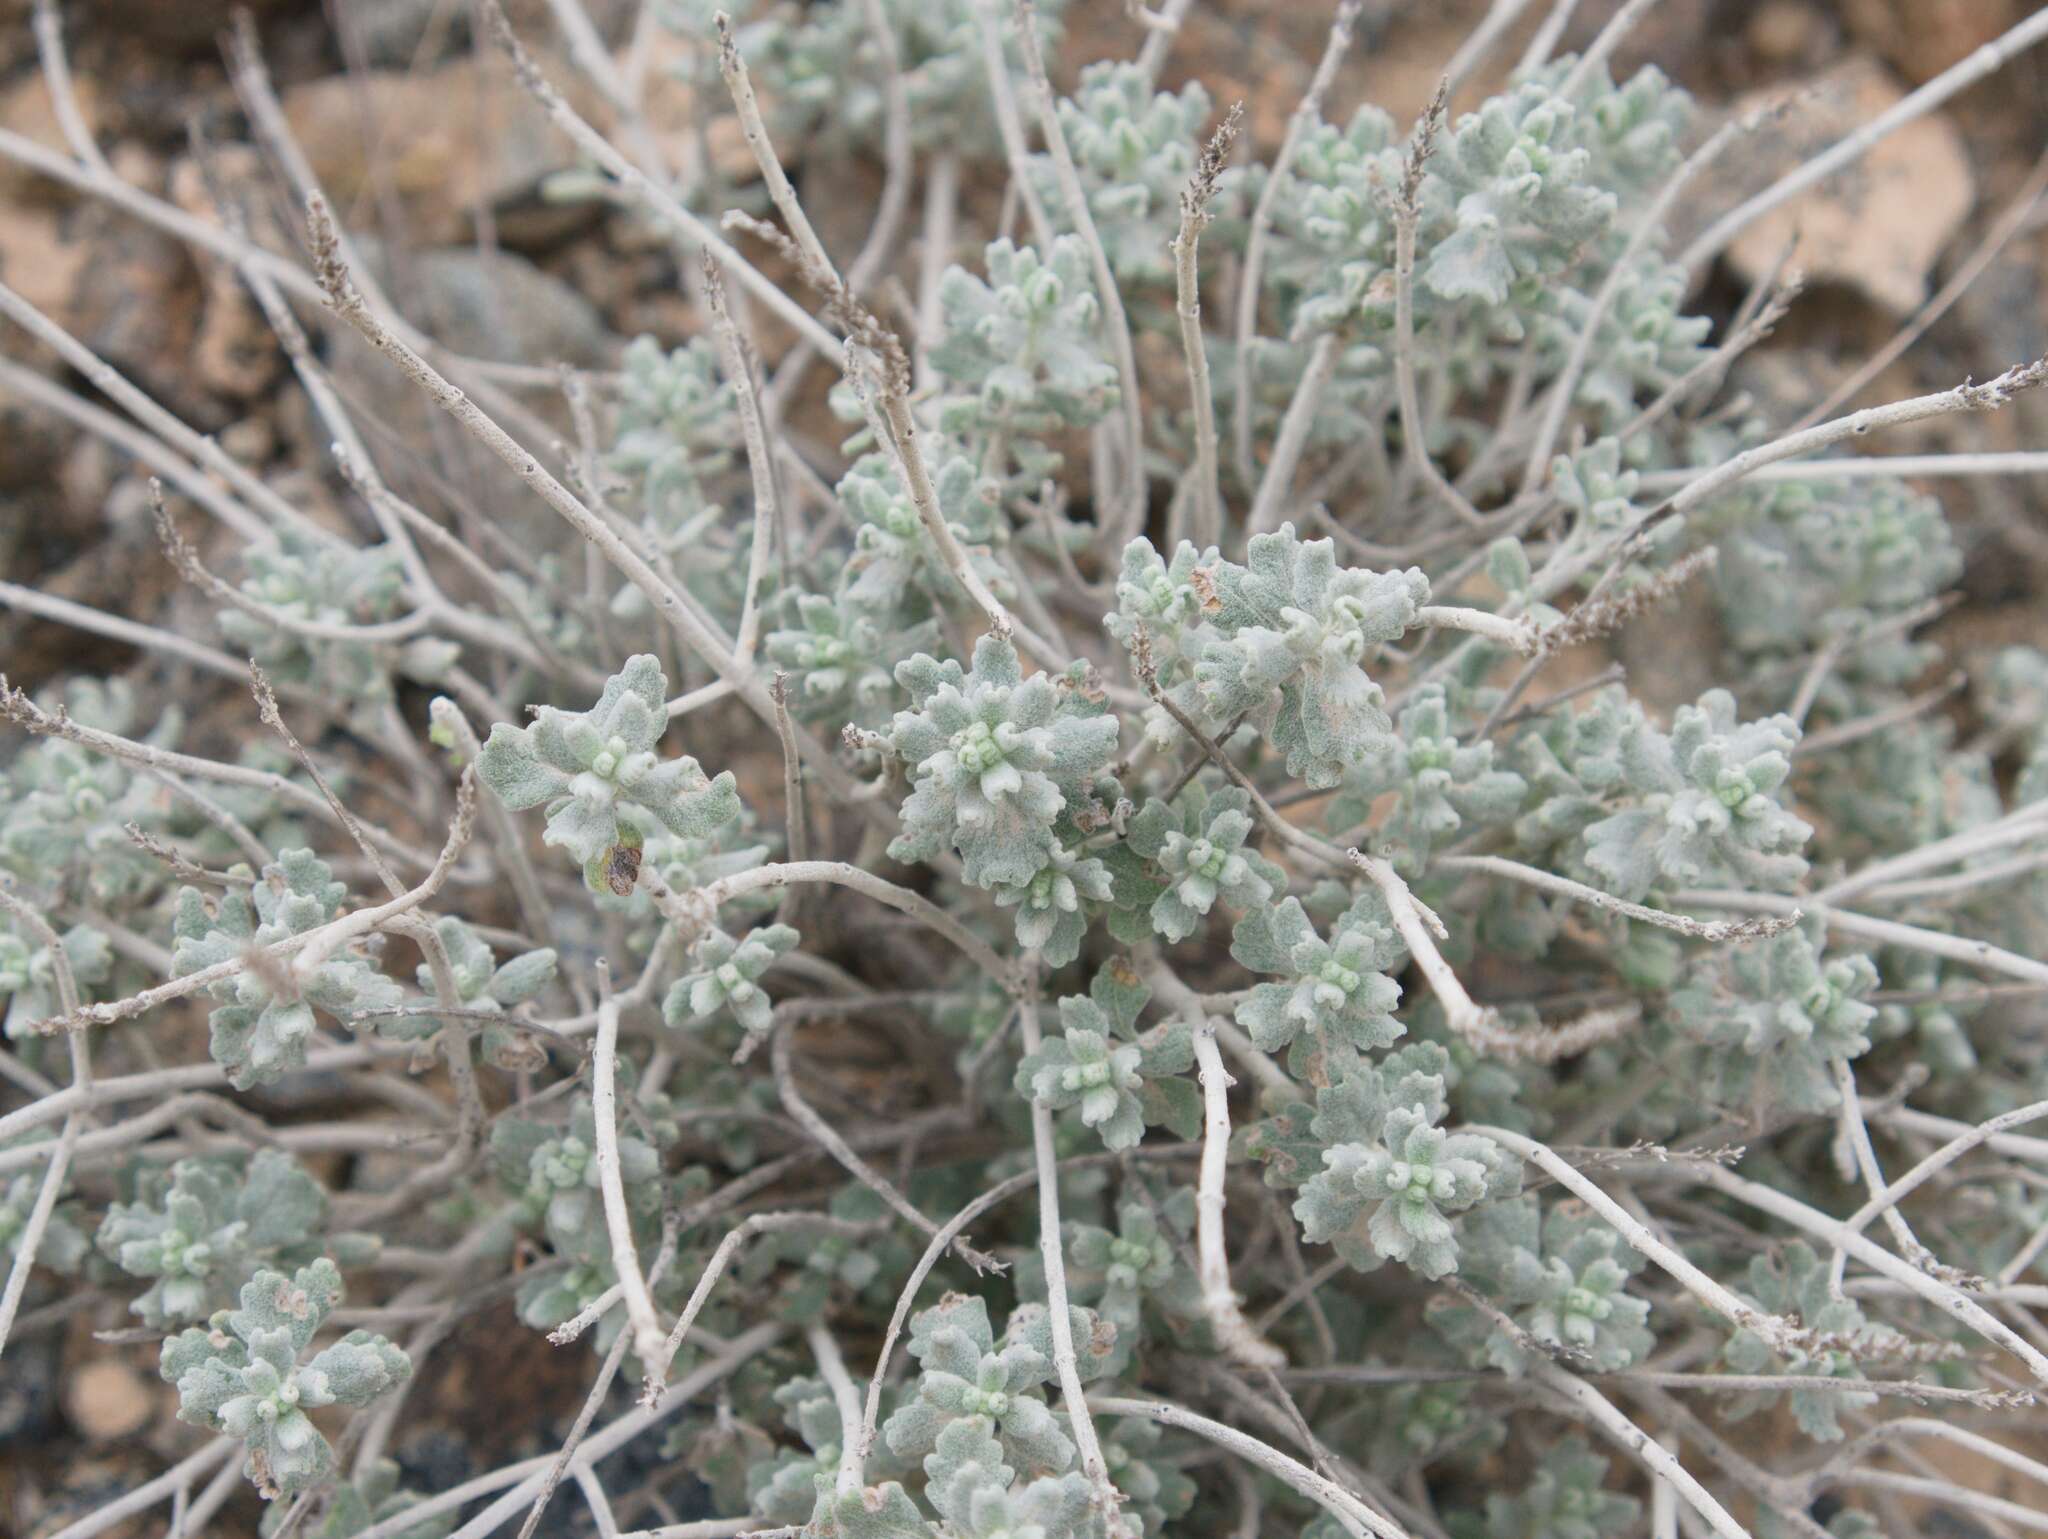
[64,1360,154,1443]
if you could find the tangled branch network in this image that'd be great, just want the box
[5,2,2048,1537]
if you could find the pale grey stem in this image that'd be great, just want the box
[1516,0,1583,72]
[1529,1362,1750,1539]
[667,859,1014,986]
[572,1469,619,1539]
[0,579,271,686]
[1839,1097,2048,1262]
[0,1040,424,1147]
[1692,1162,2048,1386]
[1546,356,2048,603]
[769,1024,1000,1275]
[768,678,810,925]
[1792,671,1965,759]
[1635,450,2048,485]
[1554,0,1663,100]
[848,0,914,296]
[30,0,106,171]
[0,282,333,546]
[333,450,588,683]
[1785,632,1846,728]
[1819,799,2048,905]
[1248,332,1341,535]
[914,149,961,392]
[39,788,471,1033]
[1018,993,1129,1536]
[0,887,87,1359]
[0,356,266,544]
[1442,0,1538,99]
[1413,605,1541,653]
[1211,1014,1304,1102]
[542,0,637,112]
[1232,2,1361,488]
[1389,103,1488,531]
[1671,888,2048,987]
[1613,279,1797,448]
[1191,1018,1286,1366]
[35,1439,237,1539]
[358,1323,785,1539]
[1475,1125,1803,1353]
[858,1162,1041,1457]
[353,908,489,1235]
[702,261,780,666]
[975,0,1057,250]
[1435,854,1799,942]
[1174,180,1226,549]
[665,679,739,719]
[1014,0,1147,543]
[1828,1417,2048,1502]
[1149,951,1300,1108]
[1835,1472,2048,1536]
[1824,1057,1925,1294]
[1087,1396,1399,1539]
[640,1212,877,1393]
[593,993,666,1375]
[714,11,838,283]
[1131,0,1197,83]
[427,699,553,941]
[1860,847,2048,906]
[862,360,1069,672]
[807,1321,866,1496]
[0,683,437,873]
[516,1169,700,1539]
[1349,852,1507,1057]
[217,32,447,586]
[153,510,432,647]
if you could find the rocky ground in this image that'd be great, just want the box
[1,0,2045,1533]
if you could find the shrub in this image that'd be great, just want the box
[2,4,2046,1538]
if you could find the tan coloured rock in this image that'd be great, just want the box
[0,64,105,203]
[64,1360,154,1443]
[282,54,602,248]
[1720,56,1974,316]
[1746,1,1830,65]
[282,42,756,251]
[0,205,90,324]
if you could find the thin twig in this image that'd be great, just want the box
[1233,2,1362,488]
[1436,854,1798,942]
[0,886,87,1358]
[1189,1011,1285,1366]
[701,257,781,666]
[592,982,665,1375]
[1530,1363,1749,1539]
[1088,1396,1401,1539]
[1175,102,1242,550]
[1388,81,1487,532]
[1018,990,1130,1535]
[713,12,836,283]
[1247,333,1341,535]
[1013,0,1146,542]
[770,1022,1001,1274]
